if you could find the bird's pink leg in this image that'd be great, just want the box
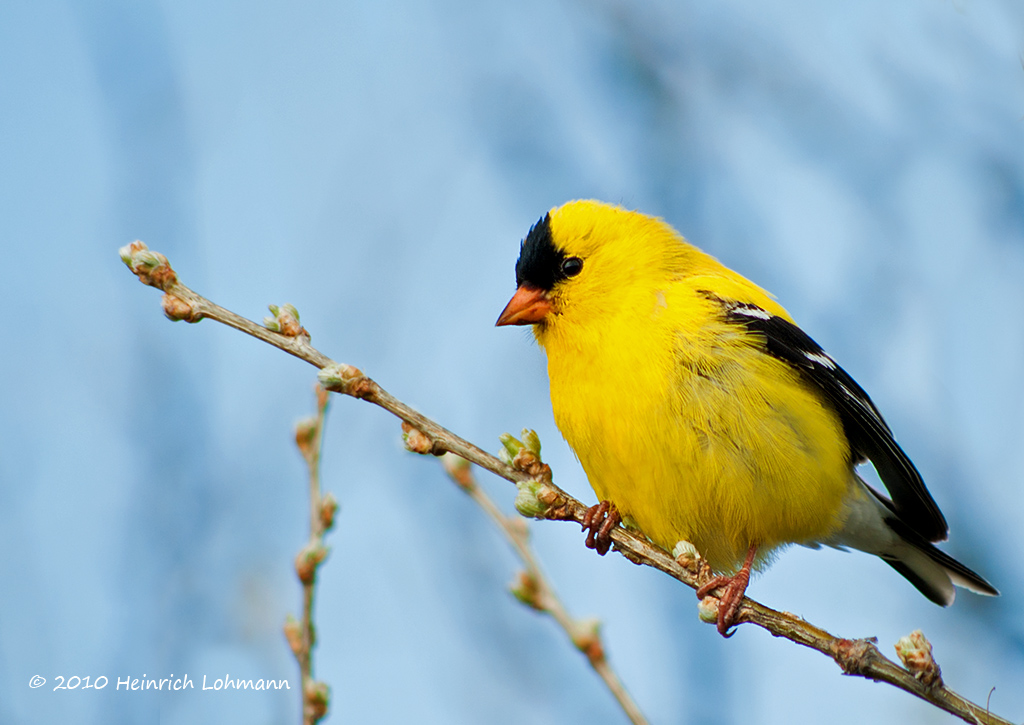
[696,545,757,637]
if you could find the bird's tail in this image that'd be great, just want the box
[819,478,998,606]
[877,516,998,605]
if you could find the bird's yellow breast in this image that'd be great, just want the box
[538,278,852,573]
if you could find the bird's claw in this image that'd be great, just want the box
[581,500,621,556]
[695,545,757,637]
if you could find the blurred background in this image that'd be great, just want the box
[2,1,1023,723]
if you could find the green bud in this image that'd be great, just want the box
[520,428,541,457]
[283,614,303,656]
[571,617,601,643]
[499,433,524,465]
[514,479,549,519]
[317,363,364,394]
[304,680,330,721]
[295,542,329,584]
[697,596,720,624]
[133,249,165,272]
[509,570,542,610]
[894,629,941,686]
[318,364,345,388]
[118,243,137,266]
[672,540,701,570]
[319,494,338,531]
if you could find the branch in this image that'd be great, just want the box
[120,241,1014,725]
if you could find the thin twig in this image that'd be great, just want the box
[121,242,1014,725]
[434,452,648,725]
[285,385,335,724]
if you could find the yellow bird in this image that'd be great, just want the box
[496,199,997,635]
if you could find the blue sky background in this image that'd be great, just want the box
[2,1,1023,723]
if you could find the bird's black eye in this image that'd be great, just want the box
[561,257,583,277]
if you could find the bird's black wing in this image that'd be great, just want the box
[707,294,949,543]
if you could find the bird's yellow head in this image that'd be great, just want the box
[495,200,699,340]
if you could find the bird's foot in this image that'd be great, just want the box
[696,545,757,637]
[581,500,621,556]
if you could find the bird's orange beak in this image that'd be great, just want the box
[495,284,552,326]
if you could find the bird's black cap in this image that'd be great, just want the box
[515,213,567,291]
